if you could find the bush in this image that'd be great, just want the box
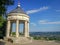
[33,36,60,41]
[33,36,41,40]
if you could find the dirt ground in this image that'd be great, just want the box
[0,40,60,45]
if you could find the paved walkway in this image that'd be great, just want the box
[0,40,60,45]
[22,40,60,45]
[0,41,5,45]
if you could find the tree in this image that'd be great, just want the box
[0,0,14,39]
[0,0,14,15]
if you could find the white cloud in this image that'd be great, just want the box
[26,6,49,14]
[56,10,60,12]
[39,20,60,24]
[30,23,36,26]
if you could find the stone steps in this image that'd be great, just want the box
[10,37,32,44]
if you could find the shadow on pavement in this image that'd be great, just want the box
[55,40,60,43]
[0,41,5,45]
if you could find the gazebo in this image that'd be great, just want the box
[4,0,32,44]
[6,1,29,38]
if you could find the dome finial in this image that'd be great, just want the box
[18,0,20,7]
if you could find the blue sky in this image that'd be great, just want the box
[7,0,60,32]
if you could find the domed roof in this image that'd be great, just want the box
[9,1,26,14]
[10,7,26,14]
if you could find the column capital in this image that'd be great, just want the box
[25,20,29,23]
[27,21,30,23]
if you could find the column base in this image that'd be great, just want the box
[4,36,32,44]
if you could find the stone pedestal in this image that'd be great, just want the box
[4,37,32,44]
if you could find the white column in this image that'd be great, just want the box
[24,21,28,37]
[16,20,19,37]
[10,23,12,36]
[27,22,29,37]
[23,23,25,35]
[6,20,11,37]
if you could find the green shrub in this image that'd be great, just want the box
[33,36,60,41]
[33,36,41,40]
[12,32,16,36]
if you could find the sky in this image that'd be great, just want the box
[7,0,60,32]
